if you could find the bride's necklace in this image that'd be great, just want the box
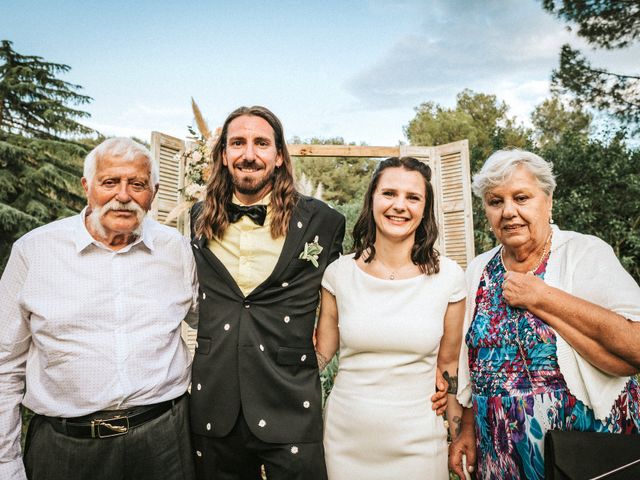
[500,232,552,274]
[373,257,415,280]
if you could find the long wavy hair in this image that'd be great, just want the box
[352,157,440,275]
[194,106,297,240]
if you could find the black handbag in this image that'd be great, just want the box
[544,430,640,479]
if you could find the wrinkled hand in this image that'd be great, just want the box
[502,270,545,310]
[449,427,476,480]
[431,368,448,416]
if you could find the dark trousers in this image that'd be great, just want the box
[192,410,327,480]
[24,394,195,480]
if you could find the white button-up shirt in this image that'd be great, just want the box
[0,211,198,480]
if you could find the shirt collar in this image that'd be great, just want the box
[232,192,272,207]
[74,207,156,253]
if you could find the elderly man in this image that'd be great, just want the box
[0,137,197,480]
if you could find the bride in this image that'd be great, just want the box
[316,156,467,479]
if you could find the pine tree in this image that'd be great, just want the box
[0,40,93,138]
[0,40,97,270]
[542,1,640,129]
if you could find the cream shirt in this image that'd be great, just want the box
[0,210,198,480]
[208,194,285,296]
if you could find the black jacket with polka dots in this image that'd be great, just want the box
[189,195,345,443]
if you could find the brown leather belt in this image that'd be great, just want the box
[43,394,184,439]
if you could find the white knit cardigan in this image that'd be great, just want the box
[457,226,640,420]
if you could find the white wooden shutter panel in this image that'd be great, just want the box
[150,132,197,356]
[435,140,474,268]
[401,142,474,268]
[150,131,186,230]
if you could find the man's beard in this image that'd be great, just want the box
[88,199,146,239]
[231,162,276,198]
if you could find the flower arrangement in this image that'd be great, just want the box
[177,126,216,202]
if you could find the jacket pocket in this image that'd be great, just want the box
[276,346,318,367]
[195,337,211,355]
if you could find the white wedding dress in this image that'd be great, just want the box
[321,253,465,480]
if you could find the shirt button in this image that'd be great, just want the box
[259,344,265,352]
[281,282,289,287]
[258,419,266,428]
[297,221,303,228]
[196,450,202,457]
[224,324,230,331]
[300,354,307,361]
[291,446,299,454]
[197,383,202,391]
[244,301,250,309]
[303,401,310,408]
[206,423,211,431]
[284,316,290,323]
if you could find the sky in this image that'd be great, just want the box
[3,0,639,146]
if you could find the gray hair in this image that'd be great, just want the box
[472,149,556,199]
[83,137,159,186]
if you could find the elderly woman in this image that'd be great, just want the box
[449,149,640,480]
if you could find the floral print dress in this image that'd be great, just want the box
[467,251,640,480]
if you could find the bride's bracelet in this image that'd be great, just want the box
[316,351,330,372]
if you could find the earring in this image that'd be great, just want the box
[489,227,493,232]
[549,212,554,224]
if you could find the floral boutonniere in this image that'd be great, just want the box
[299,235,323,268]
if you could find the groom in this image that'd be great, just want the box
[189,105,345,479]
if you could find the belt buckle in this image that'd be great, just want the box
[91,415,130,438]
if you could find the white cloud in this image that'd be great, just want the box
[345,0,575,112]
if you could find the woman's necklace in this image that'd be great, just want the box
[500,232,552,274]
[373,257,415,280]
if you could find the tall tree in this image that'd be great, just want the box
[405,89,532,252]
[531,95,592,148]
[542,1,640,128]
[0,40,93,138]
[0,40,96,270]
[541,131,640,281]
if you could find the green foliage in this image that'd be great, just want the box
[0,42,98,271]
[541,2,640,130]
[292,136,377,253]
[531,96,592,148]
[292,136,377,205]
[0,40,93,138]
[320,354,339,407]
[552,45,640,127]
[542,0,640,49]
[541,130,640,281]
[333,199,365,253]
[0,132,94,270]
[405,89,532,253]
[21,407,33,450]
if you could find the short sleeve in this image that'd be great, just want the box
[321,256,340,296]
[447,258,467,303]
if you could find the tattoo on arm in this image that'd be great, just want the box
[316,351,329,371]
[442,370,458,394]
[452,415,462,439]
